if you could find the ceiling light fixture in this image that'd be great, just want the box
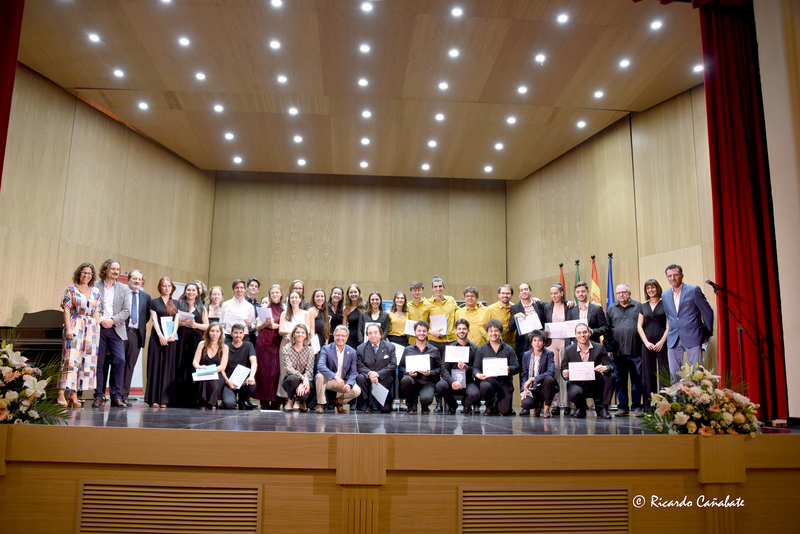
[214,104,224,112]
[651,20,662,30]
[233,156,242,164]
[277,75,287,83]
[361,2,373,12]
[452,7,463,17]
[360,161,369,168]
[421,163,430,170]
[449,48,459,58]
[113,69,124,77]
[88,33,100,42]
[620,59,630,68]
[557,14,568,23]
[225,133,234,140]
[435,113,444,121]
[298,159,306,166]
[484,165,493,173]
[506,116,516,124]
[269,40,280,49]
[428,140,437,148]
[495,143,503,150]
[293,135,303,143]
[438,81,448,90]
[358,78,368,86]
[179,37,190,46]
[534,53,546,64]
[138,102,148,110]
[361,137,370,145]
[362,110,372,118]
[359,44,370,53]
[288,107,298,115]
[577,121,586,128]
[518,86,527,94]
[195,72,206,80]
[693,64,704,72]
[594,90,604,98]
[271,0,283,6]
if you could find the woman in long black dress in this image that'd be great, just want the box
[145,277,179,408]
[193,323,228,410]
[342,284,364,349]
[175,282,209,407]
[327,286,344,331]
[637,278,669,413]
[308,288,331,375]
[207,286,223,323]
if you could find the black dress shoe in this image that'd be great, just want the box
[462,406,473,415]
[599,407,612,419]
[92,397,105,408]
[574,408,587,418]
[563,407,571,416]
[406,404,417,414]
[122,398,133,407]
[364,407,373,414]
[519,409,530,416]
[483,407,494,416]
[240,401,257,410]
[110,398,127,408]
[447,409,456,415]
[550,406,560,416]
[421,406,431,414]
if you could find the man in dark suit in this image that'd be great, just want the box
[567,281,611,348]
[561,323,613,419]
[473,318,520,416]
[519,330,558,418]
[121,269,150,406]
[317,325,362,413]
[507,282,545,362]
[93,259,131,408]
[662,264,715,383]
[399,320,441,414]
[435,318,481,415]
[355,324,396,413]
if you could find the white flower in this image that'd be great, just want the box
[689,386,703,398]
[3,345,27,366]
[699,393,712,404]
[28,410,39,419]
[5,391,19,402]
[673,412,690,425]
[23,375,48,398]
[693,412,702,419]
[693,370,704,381]
[722,412,733,425]
[702,379,714,389]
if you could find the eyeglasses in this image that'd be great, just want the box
[80,271,93,276]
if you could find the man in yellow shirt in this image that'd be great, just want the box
[455,286,487,346]
[479,284,515,348]
[407,280,430,345]
[426,275,458,349]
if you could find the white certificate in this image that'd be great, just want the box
[404,354,430,373]
[403,319,417,336]
[544,319,583,339]
[392,343,406,359]
[568,361,596,381]
[192,371,219,382]
[429,314,447,335]
[257,307,273,323]
[371,382,390,406]
[364,322,380,339]
[445,345,470,363]
[515,313,543,336]
[310,335,321,354]
[482,357,508,377]
[229,364,250,388]
[177,310,194,323]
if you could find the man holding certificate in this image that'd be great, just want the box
[220,324,258,410]
[355,324,396,413]
[560,323,613,419]
[435,318,481,415]
[473,318,520,416]
[508,282,545,360]
[399,320,442,414]
[219,279,256,341]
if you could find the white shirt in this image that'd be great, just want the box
[219,297,255,335]
[673,284,683,313]
[336,346,345,379]
[101,281,115,321]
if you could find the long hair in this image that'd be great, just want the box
[311,288,330,342]
[207,286,223,307]
[344,284,365,314]
[158,276,178,315]
[286,290,303,322]
[390,291,408,314]
[72,262,96,285]
[202,323,223,356]
[367,291,383,314]
[290,323,310,346]
[327,286,344,316]
[179,282,205,313]
[98,259,120,281]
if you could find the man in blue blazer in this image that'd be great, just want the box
[662,264,714,383]
[315,325,361,413]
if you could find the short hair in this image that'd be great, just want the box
[291,279,305,293]
[410,280,424,290]
[333,324,349,335]
[644,278,664,296]
[455,318,470,329]
[431,275,445,288]
[231,279,245,290]
[498,284,514,296]
[231,323,245,333]
[414,320,430,331]
[575,322,593,336]
[463,286,479,298]
[72,263,97,285]
[290,323,309,345]
[99,259,120,281]
[246,277,260,288]
[528,329,548,344]
[129,269,143,280]
[575,281,589,291]
[665,264,683,275]
[366,323,382,335]
[485,318,504,333]
[615,284,631,294]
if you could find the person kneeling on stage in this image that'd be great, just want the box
[355,323,397,413]
[281,324,315,412]
[315,325,361,413]
[221,324,258,410]
[473,319,520,416]
[400,321,441,414]
[435,318,481,415]
[519,330,557,418]
[561,323,614,419]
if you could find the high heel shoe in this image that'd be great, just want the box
[67,396,83,408]
[56,396,68,408]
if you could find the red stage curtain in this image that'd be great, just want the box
[0,0,26,192]
[635,0,787,419]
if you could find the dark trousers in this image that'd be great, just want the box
[642,347,670,412]
[614,354,643,410]
[435,380,481,411]
[478,377,515,415]
[428,340,447,406]
[356,374,394,413]
[96,327,125,399]
[568,374,614,410]
[400,375,435,407]
[122,328,141,401]
[221,383,256,409]
[282,375,312,403]
[520,375,557,411]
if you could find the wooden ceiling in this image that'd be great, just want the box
[17,0,702,181]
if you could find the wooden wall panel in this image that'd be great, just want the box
[169,159,216,276]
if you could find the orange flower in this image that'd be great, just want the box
[698,424,715,436]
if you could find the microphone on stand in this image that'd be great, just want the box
[704,279,725,292]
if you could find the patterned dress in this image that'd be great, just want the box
[58,286,101,391]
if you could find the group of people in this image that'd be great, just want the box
[57,261,714,419]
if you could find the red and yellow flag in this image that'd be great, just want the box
[590,255,602,306]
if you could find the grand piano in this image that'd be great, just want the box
[0,309,64,364]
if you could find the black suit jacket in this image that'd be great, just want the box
[356,340,397,383]
[128,289,151,345]
[560,341,611,386]
[440,340,478,385]
[520,349,558,393]
[399,343,442,387]
[566,303,611,351]
[507,300,546,359]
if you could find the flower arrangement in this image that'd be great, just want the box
[642,363,761,436]
[0,341,67,424]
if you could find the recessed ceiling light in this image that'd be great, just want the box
[298,159,306,166]
[620,59,630,68]
[452,7,463,17]
[161,0,171,3]
[439,81,449,90]
[233,156,242,164]
[269,40,280,49]
[362,110,371,118]
[288,107,298,115]
[293,135,303,143]
[651,20,662,30]
[557,14,568,23]
[195,72,206,80]
[359,44,370,53]
[449,48,459,58]
[495,143,503,150]
[535,53,546,64]
[435,113,444,121]
[179,37,190,46]
[421,163,430,170]
[518,86,527,94]
[113,69,124,77]
[428,140,437,148]
[224,132,234,140]
[358,78,368,87]
[594,90,604,98]
[138,102,148,110]
[484,165,493,173]
[693,64,704,72]
[214,104,224,112]
[506,116,516,124]
[277,75,287,83]
[361,2,372,12]
[361,137,370,145]
[88,33,100,42]
[577,121,586,128]
[271,0,283,6]
[360,161,368,168]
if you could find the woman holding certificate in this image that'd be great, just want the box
[145,277,179,408]
[193,323,228,410]
[519,330,557,418]
[281,324,315,411]
[343,284,365,349]
[277,290,314,409]
[387,292,410,346]
[174,282,209,407]
[543,283,568,415]
[254,285,285,410]
[358,291,390,345]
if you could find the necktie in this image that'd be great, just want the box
[373,345,378,354]
[131,291,138,325]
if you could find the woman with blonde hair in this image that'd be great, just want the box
[281,324,315,412]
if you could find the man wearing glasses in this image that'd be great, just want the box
[606,284,644,417]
